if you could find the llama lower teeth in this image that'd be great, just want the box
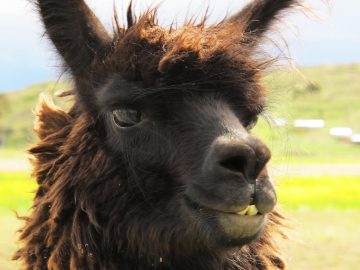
[235,205,259,216]
[246,205,258,216]
[236,206,249,215]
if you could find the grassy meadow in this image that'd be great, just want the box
[252,64,360,164]
[0,173,35,270]
[0,64,359,269]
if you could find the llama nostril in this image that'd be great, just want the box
[219,155,247,174]
[207,136,270,184]
[219,154,257,184]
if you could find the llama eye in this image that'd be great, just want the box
[112,109,142,128]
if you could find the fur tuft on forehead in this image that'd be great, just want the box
[93,9,268,113]
[103,10,259,75]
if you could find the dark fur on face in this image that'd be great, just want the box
[15,1,301,269]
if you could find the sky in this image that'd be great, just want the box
[0,0,359,92]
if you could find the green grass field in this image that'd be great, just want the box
[0,173,35,211]
[0,173,35,270]
[277,175,360,209]
[0,172,359,269]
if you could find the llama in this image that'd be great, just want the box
[15,0,300,269]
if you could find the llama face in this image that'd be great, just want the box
[97,69,276,247]
[22,0,300,268]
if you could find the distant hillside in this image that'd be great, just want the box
[0,64,359,162]
[254,64,360,163]
[265,64,360,129]
[0,81,70,149]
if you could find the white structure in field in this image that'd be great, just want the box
[294,119,325,129]
[351,134,360,144]
[329,127,353,139]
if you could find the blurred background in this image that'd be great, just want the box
[0,0,359,269]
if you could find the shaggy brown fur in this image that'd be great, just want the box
[15,1,301,269]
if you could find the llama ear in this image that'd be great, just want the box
[227,0,299,46]
[36,0,111,75]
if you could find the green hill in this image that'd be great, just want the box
[0,64,359,162]
[254,64,360,163]
[0,81,69,152]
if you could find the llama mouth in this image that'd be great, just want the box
[184,195,261,217]
[184,195,265,246]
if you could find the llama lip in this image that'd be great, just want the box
[184,195,265,245]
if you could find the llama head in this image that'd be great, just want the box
[28,0,298,268]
